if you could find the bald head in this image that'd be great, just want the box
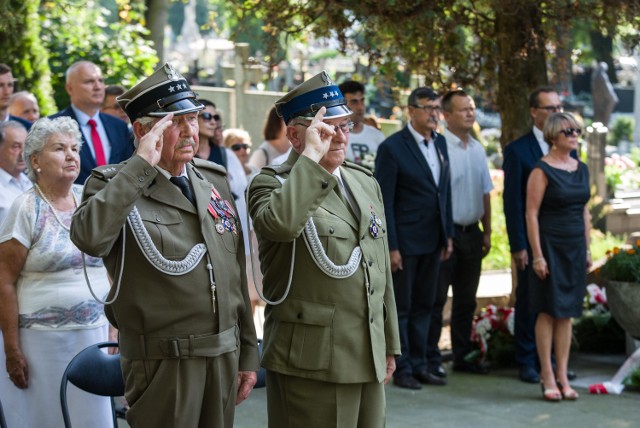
[9,91,40,122]
[65,61,105,115]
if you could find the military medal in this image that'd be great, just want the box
[207,186,238,234]
[369,205,381,238]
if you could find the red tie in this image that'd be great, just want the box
[87,119,107,166]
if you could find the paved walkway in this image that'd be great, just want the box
[233,352,638,427]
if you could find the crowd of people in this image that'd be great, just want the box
[0,58,592,427]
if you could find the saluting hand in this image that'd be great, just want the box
[301,107,336,163]
[135,113,175,167]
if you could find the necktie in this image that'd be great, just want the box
[423,138,429,147]
[87,119,107,166]
[170,176,196,206]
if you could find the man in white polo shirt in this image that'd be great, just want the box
[430,89,493,375]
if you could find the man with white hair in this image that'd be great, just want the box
[71,63,259,428]
[0,121,31,224]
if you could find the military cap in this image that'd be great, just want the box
[275,70,352,124]
[117,63,204,123]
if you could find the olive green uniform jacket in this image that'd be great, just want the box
[70,155,259,369]
[248,152,401,384]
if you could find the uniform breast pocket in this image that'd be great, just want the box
[138,209,183,256]
[312,217,352,263]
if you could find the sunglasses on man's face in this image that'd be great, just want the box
[558,128,582,137]
[231,143,250,151]
[200,112,221,122]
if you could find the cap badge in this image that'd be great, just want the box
[164,64,181,81]
[320,71,333,86]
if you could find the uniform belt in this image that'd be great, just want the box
[454,222,479,232]
[119,325,239,359]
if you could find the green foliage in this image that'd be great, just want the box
[0,0,57,115]
[483,173,510,271]
[600,240,640,283]
[39,0,158,110]
[608,116,634,146]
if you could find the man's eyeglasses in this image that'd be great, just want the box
[412,104,442,113]
[558,128,581,137]
[536,105,563,112]
[296,121,355,133]
[200,112,221,122]
[231,143,250,151]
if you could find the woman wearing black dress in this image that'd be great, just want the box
[526,112,591,402]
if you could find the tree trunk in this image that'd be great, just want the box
[145,0,169,64]
[494,0,548,149]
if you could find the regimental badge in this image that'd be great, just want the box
[320,71,333,86]
[369,205,381,238]
[207,185,238,235]
[164,64,181,81]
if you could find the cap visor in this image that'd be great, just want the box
[298,105,353,121]
[148,99,205,117]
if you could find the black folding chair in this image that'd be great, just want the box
[0,397,7,428]
[60,342,124,428]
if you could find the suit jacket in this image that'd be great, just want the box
[374,126,453,256]
[70,155,259,371]
[8,114,32,130]
[247,152,401,384]
[50,107,133,184]
[503,131,542,253]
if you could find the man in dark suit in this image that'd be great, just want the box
[50,61,132,184]
[375,87,453,389]
[503,86,562,383]
[0,63,32,130]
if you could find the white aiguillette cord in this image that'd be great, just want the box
[245,173,361,306]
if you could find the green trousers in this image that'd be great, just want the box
[122,349,239,428]
[266,371,386,428]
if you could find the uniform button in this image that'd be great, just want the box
[368,259,373,267]
[370,288,374,295]
[156,215,160,221]
[329,227,334,234]
[321,180,329,189]
[144,169,151,176]
[297,313,303,319]
[138,177,144,182]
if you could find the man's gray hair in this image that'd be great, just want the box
[0,120,27,146]
[24,117,83,181]
[132,116,157,148]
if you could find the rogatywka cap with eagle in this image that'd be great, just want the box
[275,70,352,124]
[117,63,204,123]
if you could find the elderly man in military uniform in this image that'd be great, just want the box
[70,63,259,428]
[247,71,401,428]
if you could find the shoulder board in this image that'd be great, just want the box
[342,160,373,177]
[262,163,292,176]
[90,164,124,181]
[191,158,227,176]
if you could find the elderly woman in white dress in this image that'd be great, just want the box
[0,116,112,427]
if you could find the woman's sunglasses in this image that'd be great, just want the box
[200,112,221,122]
[231,143,250,151]
[558,128,581,137]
